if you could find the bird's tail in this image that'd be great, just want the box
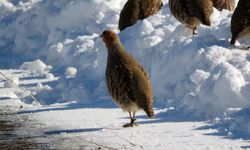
[201,17,211,26]
[230,37,236,45]
[144,107,154,118]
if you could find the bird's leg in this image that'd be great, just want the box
[123,111,137,127]
[123,111,132,127]
[131,111,137,126]
[193,26,198,35]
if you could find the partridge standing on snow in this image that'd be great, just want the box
[169,0,235,34]
[119,0,163,31]
[101,30,154,127]
[230,0,250,45]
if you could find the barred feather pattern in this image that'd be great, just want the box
[139,0,163,19]
[102,30,154,118]
[230,0,250,45]
[105,50,154,117]
[169,0,213,30]
[212,0,235,11]
[106,62,132,108]
[118,0,140,31]
[118,0,162,31]
[168,0,189,24]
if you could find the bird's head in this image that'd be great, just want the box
[100,30,120,49]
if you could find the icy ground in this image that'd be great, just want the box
[0,69,250,149]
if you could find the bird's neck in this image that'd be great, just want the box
[106,40,125,54]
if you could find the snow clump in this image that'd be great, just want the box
[19,59,51,74]
[65,67,77,78]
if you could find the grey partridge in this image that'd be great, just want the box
[169,0,235,34]
[119,0,163,31]
[101,30,154,127]
[230,0,250,46]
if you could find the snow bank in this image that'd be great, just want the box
[3,76,19,88]
[20,59,51,74]
[227,108,250,138]
[0,0,249,125]
[211,107,250,139]
[0,0,15,17]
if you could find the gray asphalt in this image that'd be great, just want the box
[0,106,48,150]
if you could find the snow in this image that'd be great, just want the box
[19,59,51,74]
[65,67,77,78]
[3,76,19,88]
[1,97,249,149]
[0,0,250,148]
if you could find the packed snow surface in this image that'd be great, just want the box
[1,0,250,142]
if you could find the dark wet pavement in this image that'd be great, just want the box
[0,109,48,149]
[0,107,99,150]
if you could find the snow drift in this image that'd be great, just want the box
[0,0,250,136]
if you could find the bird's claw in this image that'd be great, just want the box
[123,118,137,127]
[123,122,138,128]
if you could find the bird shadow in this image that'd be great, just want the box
[16,100,250,146]
[17,100,117,115]
[194,107,250,142]
[44,128,102,135]
[125,108,250,147]
[195,123,250,148]
[230,44,250,51]
[122,108,206,125]
[0,97,12,100]
[241,146,250,149]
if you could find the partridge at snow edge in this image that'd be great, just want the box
[169,0,235,34]
[119,0,163,31]
[101,30,154,127]
[230,0,250,46]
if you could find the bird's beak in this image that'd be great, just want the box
[160,2,163,8]
[100,33,104,38]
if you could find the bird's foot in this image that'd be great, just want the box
[123,118,137,127]
[193,30,198,36]
[192,27,198,36]
[123,122,138,128]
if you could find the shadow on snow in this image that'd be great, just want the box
[44,128,102,135]
[17,100,117,115]
[16,100,250,146]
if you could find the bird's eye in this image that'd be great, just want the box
[100,31,108,38]
[103,31,108,35]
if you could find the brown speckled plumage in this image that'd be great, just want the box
[169,0,235,34]
[230,0,250,45]
[101,30,154,127]
[212,0,235,11]
[119,0,163,31]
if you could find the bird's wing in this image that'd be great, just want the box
[137,64,149,80]
[106,63,135,101]
[169,0,190,22]
[131,63,154,109]
[211,0,235,11]
[123,54,153,105]
[118,0,140,31]
[191,0,213,26]
[138,0,163,19]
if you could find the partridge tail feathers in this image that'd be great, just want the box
[144,107,154,118]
